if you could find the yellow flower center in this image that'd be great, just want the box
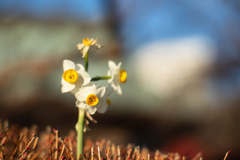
[119,70,127,83]
[106,99,111,106]
[63,69,78,83]
[82,38,93,46]
[86,94,99,106]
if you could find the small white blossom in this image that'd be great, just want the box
[108,60,127,95]
[61,60,91,93]
[75,83,106,115]
[77,38,102,58]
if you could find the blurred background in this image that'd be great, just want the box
[0,0,240,159]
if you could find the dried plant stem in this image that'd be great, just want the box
[91,146,94,160]
[50,142,53,159]
[27,151,35,160]
[112,144,116,159]
[126,149,132,160]
[0,148,3,159]
[223,151,231,160]
[98,146,101,160]
[30,148,45,160]
[69,139,73,157]
[137,154,141,160]
[0,136,6,146]
[29,143,37,158]
[33,137,38,150]
[59,145,65,160]
[19,136,35,159]
[117,146,121,160]
[58,139,74,160]
[55,130,58,160]
[10,133,24,159]
[77,108,85,158]
[105,148,111,160]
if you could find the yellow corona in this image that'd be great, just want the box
[119,70,127,83]
[83,38,93,46]
[86,94,99,106]
[63,69,78,83]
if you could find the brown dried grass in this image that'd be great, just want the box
[0,120,229,160]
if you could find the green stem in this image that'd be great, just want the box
[91,76,112,81]
[77,108,85,158]
[84,51,89,72]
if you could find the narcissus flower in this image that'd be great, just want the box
[75,83,106,115]
[108,60,127,95]
[61,60,91,93]
[77,38,102,58]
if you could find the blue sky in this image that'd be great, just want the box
[0,0,109,22]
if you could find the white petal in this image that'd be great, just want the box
[105,84,114,97]
[75,88,88,101]
[108,79,112,84]
[108,60,117,71]
[117,85,122,95]
[110,82,118,91]
[61,77,68,85]
[97,102,109,114]
[107,70,112,77]
[82,46,90,58]
[77,43,84,50]
[107,70,114,84]
[117,62,122,69]
[87,106,97,115]
[63,60,75,71]
[95,94,105,108]
[76,101,88,109]
[83,82,96,93]
[95,98,105,109]
[91,38,97,45]
[75,70,91,86]
[111,75,119,89]
[61,83,75,93]
[76,64,85,71]
[70,86,80,95]
[95,86,106,98]
[75,83,95,101]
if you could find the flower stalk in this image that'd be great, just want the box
[77,108,85,158]
[84,51,89,72]
[91,76,112,81]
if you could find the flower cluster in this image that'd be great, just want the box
[61,38,127,115]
